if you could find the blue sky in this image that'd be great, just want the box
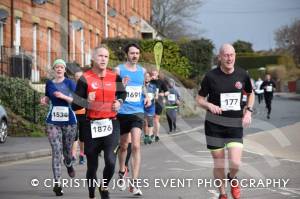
[194,0,300,51]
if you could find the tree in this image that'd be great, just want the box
[179,39,214,82]
[232,40,254,53]
[151,0,202,39]
[275,19,300,66]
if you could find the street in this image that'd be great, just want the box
[0,95,299,199]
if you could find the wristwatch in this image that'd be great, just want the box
[246,107,253,112]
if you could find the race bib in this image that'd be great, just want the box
[266,85,273,92]
[90,119,113,138]
[125,86,142,102]
[168,94,176,101]
[147,93,154,101]
[220,93,241,111]
[51,106,69,121]
[242,94,247,102]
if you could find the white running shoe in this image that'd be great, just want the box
[129,185,143,196]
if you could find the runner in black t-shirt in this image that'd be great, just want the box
[150,69,169,142]
[260,74,276,119]
[197,44,254,199]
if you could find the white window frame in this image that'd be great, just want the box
[72,28,76,61]
[96,0,99,10]
[80,28,84,67]
[32,23,37,70]
[15,18,21,54]
[47,28,52,68]
[0,23,3,60]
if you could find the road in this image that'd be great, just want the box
[0,95,299,198]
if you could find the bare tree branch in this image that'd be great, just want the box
[151,0,203,39]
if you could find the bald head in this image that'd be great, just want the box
[218,43,236,73]
[219,43,235,55]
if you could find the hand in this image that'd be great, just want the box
[144,97,151,107]
[207,103,222,115]
[242,110,252,128]
[88,92,96,102]
[122,76,130,86]
[112,100,121,112]
[53,91,64,99]
[40,96,49,106]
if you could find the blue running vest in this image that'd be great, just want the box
[118,64,145,114]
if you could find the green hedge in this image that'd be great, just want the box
[102,38,192,78]
[179,39,214,82]
[0,75,48,126]
[236,55,284,70]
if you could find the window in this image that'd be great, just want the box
[86,30,91,65]
[95,33,99,46]
[0,23,3,60]
[80,28,84,67]
[121,0,125,15]
[32,23,37,70]
[47,28,52,68]
[72,28,76,61]
[15,18,21,54]
[95,0,99,10]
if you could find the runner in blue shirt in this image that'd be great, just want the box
[144,72,157,144]
[41,59,77,196]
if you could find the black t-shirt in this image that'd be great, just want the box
[150,79,168,104]
[260,80,276,96]
[198,67,253,118]
[150,79,168,93]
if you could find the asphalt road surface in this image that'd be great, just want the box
[0,95,299,199]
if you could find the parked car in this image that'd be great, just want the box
[0,105,8,143]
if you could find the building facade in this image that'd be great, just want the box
[0,0,153,81]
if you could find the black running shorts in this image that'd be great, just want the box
[118,113,144,135]
[204,120,243,150]
[155,102,163,115]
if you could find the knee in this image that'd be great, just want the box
[131,143,140,153]
[119,143,128,153]
[230,159,241,169]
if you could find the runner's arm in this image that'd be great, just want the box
[72,76,88,111]
[116,75,127,102]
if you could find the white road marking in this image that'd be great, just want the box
[0,156,50,167]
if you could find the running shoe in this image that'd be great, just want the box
[67,165,75,178]
[228,173,241,199]
[218,194,227,199]
[143,135,149,145]
[150,135,155,142]
[147,136,153,144]
[129,183,143,196]
[99,186,110,199]
[118,171,127,191]
[155,136,160,142]
[79,155,85,165]
[53,183,63,196]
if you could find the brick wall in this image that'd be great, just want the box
[0,0,152,79]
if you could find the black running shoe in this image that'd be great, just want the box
[53,184,63,196]
[99,186,110,199]
[67,165,75,178]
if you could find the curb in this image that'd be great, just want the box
[0,127,203,164]
[275,93,300,101]
[0,149,51,164]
